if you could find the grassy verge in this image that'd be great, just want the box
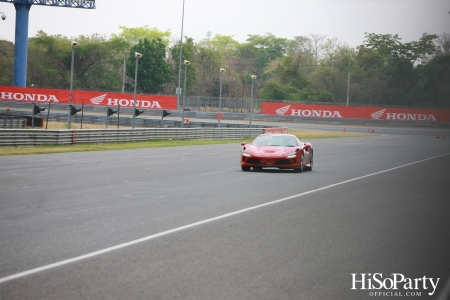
[0,127,374,156]
[289,129,371,140]
[42,121,132,130]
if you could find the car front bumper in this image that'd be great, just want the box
[241,155,300,169]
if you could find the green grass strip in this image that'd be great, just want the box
[0,130,374,156]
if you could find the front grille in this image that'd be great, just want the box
[244,157,297,166]
[275,159,292,165]
[246,158,261,164]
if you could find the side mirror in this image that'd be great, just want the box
[241,142,247,146]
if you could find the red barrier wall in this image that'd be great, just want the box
[261,102,450,123]
[0,86,177,110]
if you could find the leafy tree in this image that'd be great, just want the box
[27,31,122,91]
[189,43,222,97]
[272,55,309,90]
[359,33,439,105]
[238,33,288,69]
[362,33,438,65]
[0,40,15,86]
[310,34,327,63]
[73,34,122,91]
[286,35,314,56]
[259,81,290,100]
[321,38,341,64]
[317,90,334,102]
[200,34,240,55]
[421,54,450,107]
[127,38,172,94]
[111,26,172,93]
[435,33,450,54]
[27,31,70,88]
[111,25,171,48]
[308,66,336,96]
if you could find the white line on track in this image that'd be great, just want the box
[1,153,449,285]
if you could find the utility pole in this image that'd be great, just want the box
[346,61,351,106]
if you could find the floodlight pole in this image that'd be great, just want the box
[176,0,186,124]
[218,68,226,126]
[181,60,190,127]
[346,61,351,106]
[250,75,256,127]
[121,50,126,93]
[132,52,142,129]
[68,41,78,129]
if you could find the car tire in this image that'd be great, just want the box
[294,154,304,173]
[305,153,313,171]
[241,166,251,171]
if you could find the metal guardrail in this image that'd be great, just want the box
[0,116,25,129]
[0,128,265,147]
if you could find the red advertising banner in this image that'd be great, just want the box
[262,102,450,123]
[354,106,450,122]
[0,86,177,110]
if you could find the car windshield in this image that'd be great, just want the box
[252,135,298,147]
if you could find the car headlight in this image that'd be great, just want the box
[286,150,299,158]
[243,149,251,156]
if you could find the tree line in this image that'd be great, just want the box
[0,26,449,108]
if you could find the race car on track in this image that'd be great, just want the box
[240,133,313,172]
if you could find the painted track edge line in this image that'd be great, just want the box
[1,152,449,285]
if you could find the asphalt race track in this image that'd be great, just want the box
[1,127,450,299]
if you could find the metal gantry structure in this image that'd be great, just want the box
[0,0,95,87]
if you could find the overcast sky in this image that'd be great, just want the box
[0,0,449,48]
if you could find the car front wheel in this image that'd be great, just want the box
[305,153,313,171]
[294,154,304,173]
[241,166,251,171]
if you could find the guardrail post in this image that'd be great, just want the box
[72,130,76,144]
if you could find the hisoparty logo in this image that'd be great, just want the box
[351,273,439,297]
[275,105,291,115]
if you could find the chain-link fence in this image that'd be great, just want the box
[179,96,264,114]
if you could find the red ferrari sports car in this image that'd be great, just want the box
[240,133,313,172]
